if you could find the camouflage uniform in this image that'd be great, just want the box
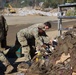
[16,23,47,61]
[0,52,13,73]
[0,52,10,66]
[0,15,13,73]
[39,36,52,53]
[39,36,50,44]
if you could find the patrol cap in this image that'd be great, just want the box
[38,22,51,30]
[38,23,45,29]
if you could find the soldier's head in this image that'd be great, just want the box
[44,21,51,30]
[38,22,51,36]
[38,21,51,32]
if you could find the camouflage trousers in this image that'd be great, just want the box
[0,52,10,66]
[22,46,31,62]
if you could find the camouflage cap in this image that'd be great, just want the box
[38,23,45,29]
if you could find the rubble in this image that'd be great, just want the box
[17,62,29,72]
[4,8,58,16]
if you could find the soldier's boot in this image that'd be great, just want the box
[5,64,14,74]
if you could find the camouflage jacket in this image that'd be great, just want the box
[17,23,45,46]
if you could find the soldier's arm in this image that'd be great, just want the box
[33,30,43,46]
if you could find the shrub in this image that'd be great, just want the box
[42,1,50,8]
[66,9,75,16]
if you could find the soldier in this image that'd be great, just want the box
[0,52,14,74]
[0,15,8,48]
[0,15,13,74]
[14,21,51,64]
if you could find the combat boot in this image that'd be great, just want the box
[5,64,14,74]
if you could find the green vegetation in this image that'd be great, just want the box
[3,0,76,8]
[65,7,76,16]
[67,0,74,3]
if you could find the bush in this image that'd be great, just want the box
[42,1,50,8]
[66,9,75,16]
[50,3,57,8]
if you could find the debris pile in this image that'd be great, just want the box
[4,8,58,16]
[17,9,58,16]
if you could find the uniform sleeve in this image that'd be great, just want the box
[33,29,43,46]
[41,36,51,44]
